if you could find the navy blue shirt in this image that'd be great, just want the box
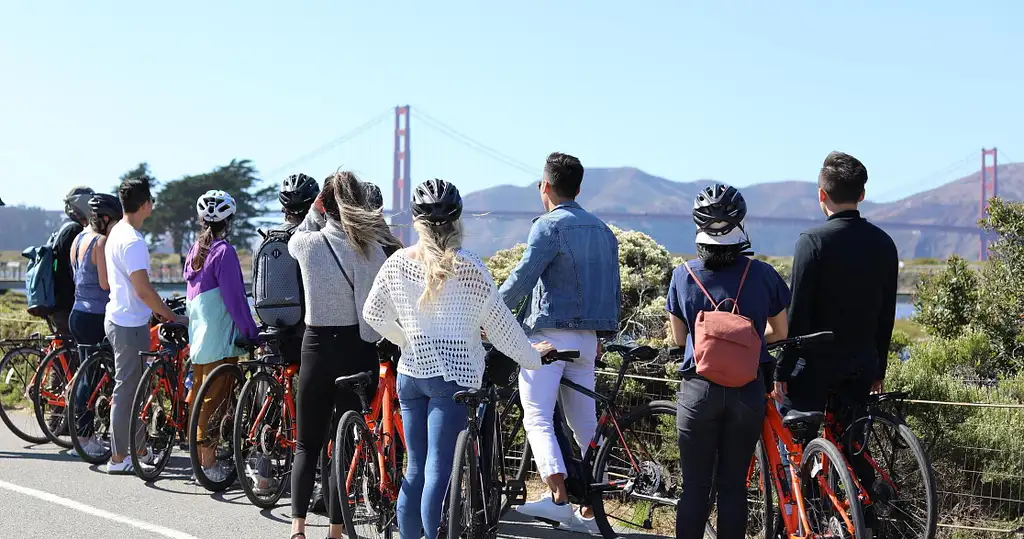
[666,256,791,374]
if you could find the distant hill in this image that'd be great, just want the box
[458,163,1022,259]
[4,163,1020,260]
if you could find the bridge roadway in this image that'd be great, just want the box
[0,423,668,539]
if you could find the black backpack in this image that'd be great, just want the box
[251,225,303,328]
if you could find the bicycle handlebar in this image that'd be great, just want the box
[541,349,579,365]
[766,331,833,352]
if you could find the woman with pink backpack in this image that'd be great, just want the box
[666,184,791,539]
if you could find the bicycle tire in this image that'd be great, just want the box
[67,350,114,464]
[335,409,394,539]
[801,437,868,539]
[0,346,48,444]
[32,346,76,448]
[845,412,937,539]
[447,428,481,539]
[233,371,289,508]
[704,438,775,539]
[129,359,177,481]
[188,362,244,492]
[590,400,679,539]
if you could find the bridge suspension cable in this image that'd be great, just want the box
[871,151,977,202]
[413,108,541,178]
[262,107,393,180]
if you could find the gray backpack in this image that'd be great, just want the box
[251,225,303,328]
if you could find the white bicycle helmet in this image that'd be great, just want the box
[196,190,237,223]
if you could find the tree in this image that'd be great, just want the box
[114,162,158,195]
[912,254,979,340]
[147,159,276,256]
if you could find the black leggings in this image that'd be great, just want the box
[291,325,378,523]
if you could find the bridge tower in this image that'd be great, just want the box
[392,105,412,246]
[979,147,998,261]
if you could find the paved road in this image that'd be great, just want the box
[0,419,669,539]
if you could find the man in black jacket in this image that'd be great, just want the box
[778,152,898,514]
[48,186,95,336]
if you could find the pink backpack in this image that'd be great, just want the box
[684,259,762,387]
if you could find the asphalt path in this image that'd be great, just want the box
[0,416,671,539]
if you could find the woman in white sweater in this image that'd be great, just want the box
[287,171,393,539]
[363,179,551,539]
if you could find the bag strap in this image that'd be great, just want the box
[684,262,720,310]
[684,258,755,314]
[320,234,355,291]
[732,258,754,313]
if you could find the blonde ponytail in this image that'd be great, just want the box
[415,219,464,307]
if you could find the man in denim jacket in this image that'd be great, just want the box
[499,152,620,532]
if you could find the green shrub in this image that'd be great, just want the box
[912,254,979,340]
[0,292,46,339]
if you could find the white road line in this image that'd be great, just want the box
[0,479,201,539]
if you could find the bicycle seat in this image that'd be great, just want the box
[335,371,374,391]
[258,327,285,343]
[782,410,824,428]
[605,344,659,362]
[453,388,491,406]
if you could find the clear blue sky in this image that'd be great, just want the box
[2,1,1021,211]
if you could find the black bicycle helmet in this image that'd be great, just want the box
[279,173,320,210]
[693,183,747,235]
[88,193,123,220]
[362,181,384,211]
[412,179,462,225]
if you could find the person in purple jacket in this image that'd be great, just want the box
[184,190,259,482]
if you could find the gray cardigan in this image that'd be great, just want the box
[290,213,387,342]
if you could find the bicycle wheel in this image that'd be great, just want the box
[188,362,243,492]
[67,350,114,464]
[335,410,393,539]
[32,346,77,448]
[0,346,47,444]
[801,437,867,539]
[845,412,937,539]
[447,428,484,539]
[591,400,680,539]
[233,371,291,508]
[704,438,775,539]
[129,359,177,481]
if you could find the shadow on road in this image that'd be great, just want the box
[0,449,78,462]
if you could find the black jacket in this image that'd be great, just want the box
[778,210,899,382]
[51,218,84,313]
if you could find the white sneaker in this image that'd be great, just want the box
[514,493,574,527]
[106,458,134,475]
[568,508,601,535]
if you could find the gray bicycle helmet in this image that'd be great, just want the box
[64,186,96,221]
[412,179,462,225]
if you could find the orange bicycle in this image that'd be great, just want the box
[128,321,192,481]
[29,328,77,448]
[707,331,868,539]
[822,392,937,539]
[333,341,405,539]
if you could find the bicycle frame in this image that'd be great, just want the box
[139,342,191,437]
[821,396,903,509]
[341,359,405,501]
[245,362,299,451]
[35,337,75,411]
[761,398,857,539]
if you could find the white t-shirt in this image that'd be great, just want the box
[104,220,153,328]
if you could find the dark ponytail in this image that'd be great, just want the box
[697,244,743,271]
[191,219,231,271]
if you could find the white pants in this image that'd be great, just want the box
[520,329,599,480]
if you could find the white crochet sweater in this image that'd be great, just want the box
[362,249,542,389]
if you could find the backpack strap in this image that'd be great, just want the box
[731,258,755,314]
[684,262,720,310]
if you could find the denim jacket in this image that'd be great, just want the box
[498,201,621,335]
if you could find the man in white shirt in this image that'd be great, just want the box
[104,176,186,474]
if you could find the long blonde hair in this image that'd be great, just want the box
[322,171,393,258]
[414,218,464,307]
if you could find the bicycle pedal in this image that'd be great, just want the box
[505,480,527,505]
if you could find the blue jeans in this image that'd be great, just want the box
[397,374,468,539]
